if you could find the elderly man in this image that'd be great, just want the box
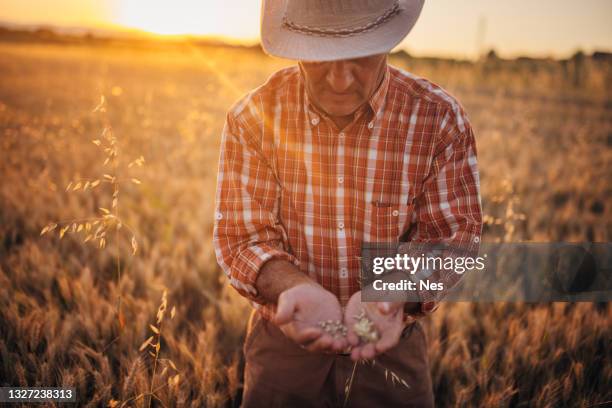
[213,0,482,406]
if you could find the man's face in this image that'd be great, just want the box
[299,54,388,118]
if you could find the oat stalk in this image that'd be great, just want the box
[40,95,145,335]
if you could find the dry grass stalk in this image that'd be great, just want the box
[40,95,144,331]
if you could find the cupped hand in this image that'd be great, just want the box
[274,282,348,353]
[344,290,405,361]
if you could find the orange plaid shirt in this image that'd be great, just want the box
[213,64,482,320]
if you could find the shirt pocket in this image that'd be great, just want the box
[363,201,415,243]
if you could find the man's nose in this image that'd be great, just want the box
[325,61,355,93]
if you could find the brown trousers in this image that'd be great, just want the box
[241,311,434,408]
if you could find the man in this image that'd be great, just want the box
[213,0,482,406]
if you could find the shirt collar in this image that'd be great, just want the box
[368,63,390,119]
[301,63,391,127]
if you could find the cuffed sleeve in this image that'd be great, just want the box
[230,244,300,303]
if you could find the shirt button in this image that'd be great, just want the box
[311,117,320,126]
[392,209,399,217]
[339,132,345,138]
[338,222,345,230]
[215,211,223,220]
[368,122,374,129]
[338,177,344,184]
[340,268,348,278]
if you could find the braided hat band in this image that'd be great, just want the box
[282,1,401,38]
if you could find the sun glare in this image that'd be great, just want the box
[114,0,260,40]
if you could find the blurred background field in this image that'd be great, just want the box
[0,35,611,407]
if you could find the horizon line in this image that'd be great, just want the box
[0,19,610,62]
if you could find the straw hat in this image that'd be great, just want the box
[261,0,425,61]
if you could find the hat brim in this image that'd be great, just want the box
[261,0,425,61]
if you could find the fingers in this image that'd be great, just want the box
[347,328,360,347]
[350,346,361,361]
[378,302,392,314]
[297,331,347,354]
[377,301,403,315]
[350,343,376,361]
[361,343,377,359]
[302,332,349,353]
[348,318,403,360]
[304,333,333,353]
[332,337,348,352]
[375,329,401,354]
[293,326,323,345]
[281,322,338,353]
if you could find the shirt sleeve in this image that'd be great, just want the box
[213,108,300,306]
[401,104,483,305]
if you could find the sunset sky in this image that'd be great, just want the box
[1,0,611,59]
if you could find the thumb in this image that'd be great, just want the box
[274,292,297,325]
[377,302,400,315]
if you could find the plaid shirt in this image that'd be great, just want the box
[213,64,482,320]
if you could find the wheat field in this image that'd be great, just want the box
[0,41,610,407]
